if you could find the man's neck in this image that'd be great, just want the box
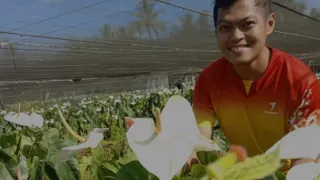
[233,46,271,81]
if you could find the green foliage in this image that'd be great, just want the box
[0,85,286,180]
[0,87,205,180]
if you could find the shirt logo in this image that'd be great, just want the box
[264,102,279,115]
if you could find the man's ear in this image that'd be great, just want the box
[266,13,275,35]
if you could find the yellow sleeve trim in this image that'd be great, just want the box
[198,120,215,128]
[193,106,216,128]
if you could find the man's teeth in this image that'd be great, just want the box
[231,46,247,51]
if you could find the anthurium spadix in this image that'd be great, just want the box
[265,125,320,180]
[126,95,220,180]
[57,108,108,162]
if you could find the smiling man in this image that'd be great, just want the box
[191,0,320,173]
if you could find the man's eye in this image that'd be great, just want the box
[243,22,254,28]
[219,25,230,31]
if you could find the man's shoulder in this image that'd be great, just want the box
[272,47,318,87]
[196,57,228,89]
[273,48,310,72]
[200,57,228,77]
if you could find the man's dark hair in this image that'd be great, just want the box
[213,0,272,27]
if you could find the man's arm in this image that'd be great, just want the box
[186,72,217,170]
[288,76,320,167]
[289,79,320,130]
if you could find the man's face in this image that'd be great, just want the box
[216,0,275,65]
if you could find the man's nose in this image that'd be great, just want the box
[230,28,245,42]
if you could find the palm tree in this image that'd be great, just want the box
[113,25,136,40]
[196,10,212,33]
[130,0,166,39]
[169,12,197,38]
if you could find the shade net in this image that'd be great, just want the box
[0,0,319,104]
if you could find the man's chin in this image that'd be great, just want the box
[226,57,253,65]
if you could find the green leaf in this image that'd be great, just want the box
[261,171,286,180]
[0,134,17,156]
[0,149,17,179]
[44,138,73,165]
[79,156,92,178]
[115,160,150,180]
[190,164,207,180]
[91,145,106,164]
[42,137,80,180]
[29,156,43,180]
[20,135,48,160]
[275,171,286,180]
[48,128,60,141]
[44,162,60,180]
[0,162,15,180]
[172,175,181,180]
[94,162,117,180]
[55,158,81,180]
[18,156,29,180]
[22,129,43,142]
[20,129,49,160]
[196,151,219,165]
[103,161,122,174]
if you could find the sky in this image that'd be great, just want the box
[307,0,320,7]
[0,0,213,42]
[0,0,318,42]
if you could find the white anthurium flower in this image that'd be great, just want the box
[114,99,121,104]
[286,162,320,180]
[64,102,71,107]
[112,115,118,120]
[29,112,44,128]
[126,95,220,180]
[163,88,170,93]
[4,112,29,126]
[266,125,320,180]
[266,125,320,160]
[4,112,44,128]
[58,128,108,162]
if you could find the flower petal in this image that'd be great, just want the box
[160,95,199,141]
[160,95,220,151]
[286,162,320,180]
[127,96,198,180]
[29,113,44,128]
[128,134,194,180]
[4,113,29,127]
[126,118,156,143]
[266,126,320,160]
[57,128,107,162]
[193,135,221,152]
